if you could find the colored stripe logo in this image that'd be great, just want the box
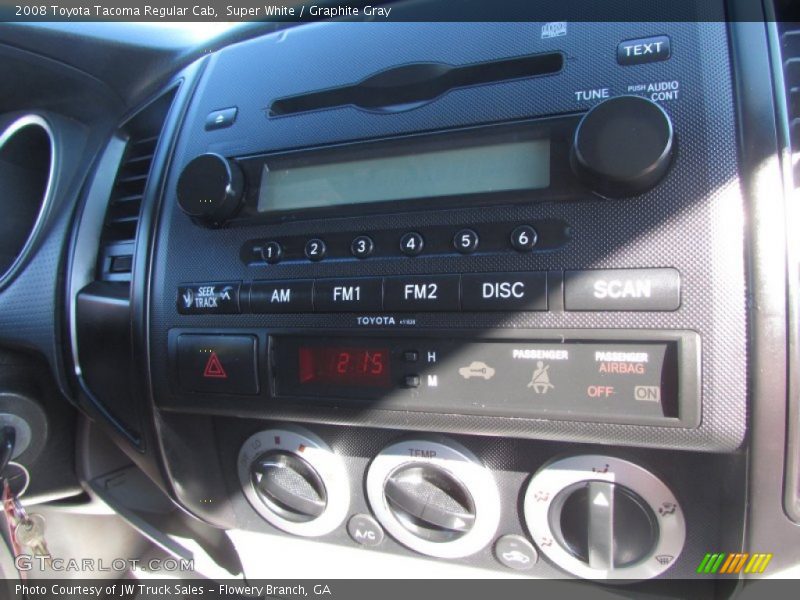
[696,553,773,574]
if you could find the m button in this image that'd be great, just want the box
[176,334,258,395]
[314,277,383,312]
[461,272,547,311]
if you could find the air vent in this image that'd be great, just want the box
[97,90,175,281]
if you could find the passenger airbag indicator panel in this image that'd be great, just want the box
[273,333,699,427]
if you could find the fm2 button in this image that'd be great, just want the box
[462,272,547,311]
[384,275,459,311]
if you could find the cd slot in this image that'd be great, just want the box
[269,52,564,116]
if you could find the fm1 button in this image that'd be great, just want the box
[494,535,538,571]
[250,280,313,313]
[314,277,383,312]
[462,272,547,311]
[564,268,681,311]
[384,275,460,311]
[347,514,384,547]
[176,334,258,395]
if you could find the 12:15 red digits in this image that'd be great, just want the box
[299,346,391,387]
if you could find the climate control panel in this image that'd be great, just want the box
[233,427,692,580]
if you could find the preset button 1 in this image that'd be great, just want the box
[461,272,547,311]
[383,275,460,311]
[314,277,383,312]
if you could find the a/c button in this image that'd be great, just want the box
[461,272,547,311]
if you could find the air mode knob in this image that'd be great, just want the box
[523,455,685,580]
[571,96,674,198]
[176,153,244,225]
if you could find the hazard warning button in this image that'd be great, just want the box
[176,334,258,395]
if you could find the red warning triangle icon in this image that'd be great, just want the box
[203,351,228,379]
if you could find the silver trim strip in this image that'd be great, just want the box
[0,114,56,288]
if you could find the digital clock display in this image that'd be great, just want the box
[298,346,391,388]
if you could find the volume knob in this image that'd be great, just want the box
[571,95,674,198]
[176,153,244,225]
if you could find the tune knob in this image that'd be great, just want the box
[571,95,674,198]
[176,153,244,225]
[523,455,685,579]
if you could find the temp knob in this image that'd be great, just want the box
[176,153,244,225]
[571,95,674,198]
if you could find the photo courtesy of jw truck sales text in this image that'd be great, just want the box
[0,0,798,598]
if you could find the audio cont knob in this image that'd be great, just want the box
[176,153,244,225]
[523,455,685,580]
[571,95,674,198]
[238,426,350,537]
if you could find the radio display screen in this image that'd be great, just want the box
[298,345,391,388]
[256,135,550,213]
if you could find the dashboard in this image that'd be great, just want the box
[0,0,799,592]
